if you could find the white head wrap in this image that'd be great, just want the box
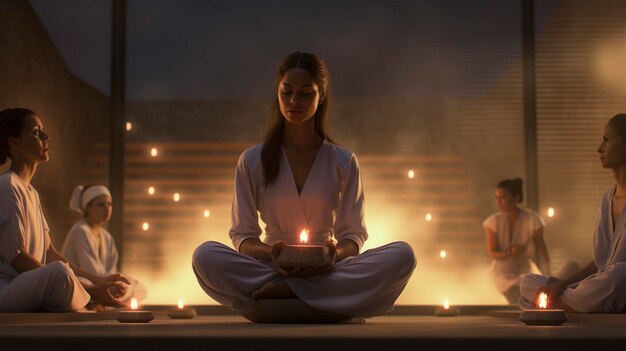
[69,185,112,214]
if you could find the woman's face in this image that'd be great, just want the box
[278,68,322,125]
[10,115,49,164]
[85,195,112,224]
[495,188,518,212]
[597,123,626,169]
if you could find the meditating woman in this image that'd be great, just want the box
[483,178,551,304]
[0,108,129,312]
[520,114,626,312]
[62,184,147,303]
[192,52,416,319]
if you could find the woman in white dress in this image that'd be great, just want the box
[520,114,626,312]
[0,108,129,312]
[192,52,416,319]
[62,184,147,303]
[483,178,551,304]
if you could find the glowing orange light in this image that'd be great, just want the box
[299,229,309,244]
[425,213,433,222]
[125,122,133,131]
[178,299,184,309]
[538,292,548,309]
[173,193,181,202]
[150,148,158,157]
[203,209,210,218]
[443,299,450,310]
[439,250,447,259]
[148,186,155,195]
[547,207,555,218]
[142,222,149,231]
[131,298,138,310]
[408,170,415,179]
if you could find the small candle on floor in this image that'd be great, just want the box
[519,292,568,326]
[168,299,197,319]
[435,298,459,316]
[117,298,154,323]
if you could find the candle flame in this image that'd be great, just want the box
[125,122,133,131]
[148,186,155,195]
[425,213,433,222]
[443,299,450,310]
[178,299,184,309]
[150,148,158,157]
[299,229,309,244]
[407,170,415,179]
[538,292,548,309]
[142,222,149,231]
[439,250,447,259]
[131,298,138,310]
[173,193,181,202]
[203,209,210,218]
[547,207,555,218]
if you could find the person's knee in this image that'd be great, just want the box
[192,241,227,274]
[46,261,73,281]
[387,241,417,274]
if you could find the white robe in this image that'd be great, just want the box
[520,184,626,312]
[0,171,90,312]
[61,219,147,302]
[192,142,416,318]
[483,208,547,293]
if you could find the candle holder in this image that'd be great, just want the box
[116,298,154,323]
[519,292,568,326]
[277,229,332,269]
[519,309,568,326]
[168,300,197,319]
[278,245,332,269]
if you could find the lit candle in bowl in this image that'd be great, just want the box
[168,299,197,319]
[519,292,568,326]
[116,298,154,323]
[434,298,459,317]
[277,229,332,269]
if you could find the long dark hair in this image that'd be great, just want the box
[261,52,334,188]
[497,178,524,203]
[0,108,36,165]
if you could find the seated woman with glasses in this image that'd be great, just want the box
[62,184,147,305]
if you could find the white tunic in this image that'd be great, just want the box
[62,219,118,276]
[520,184,626,312]
[0,171,90,312]
[483,208,546,292]
[229,141,368,250]
[61,219,147,302]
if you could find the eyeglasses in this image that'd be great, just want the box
[31,129,49,142]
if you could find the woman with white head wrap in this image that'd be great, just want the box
[62,184,147,303]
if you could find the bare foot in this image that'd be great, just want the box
[251,281,296,301]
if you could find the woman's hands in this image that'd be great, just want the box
[510,244,527,257]
[271,241,337,278]
[87,281,127,307]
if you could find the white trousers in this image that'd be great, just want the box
[192,241,417,318]
[0,261,91,312]
[520,262,626,313]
